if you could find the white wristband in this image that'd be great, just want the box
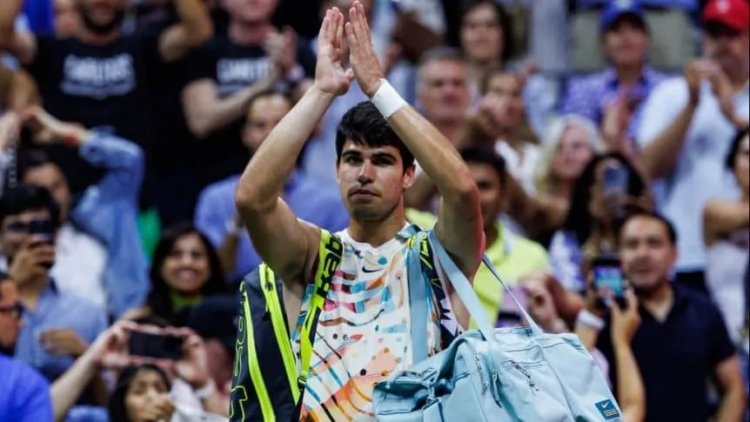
[576,309,605,331]
[370,79,407,119]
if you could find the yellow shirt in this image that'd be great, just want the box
[406,209,550,326]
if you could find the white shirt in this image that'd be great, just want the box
[495,139,542,194]
[50,223,107,308]
[637,77,749,271]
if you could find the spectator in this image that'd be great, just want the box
[704,128,749,345]
[0,0,213,200]
[596,211,746,421]
[549,152,648,291]
[14,107,147,318]
[637,0,749,292]
[109,364,176,422]
[181,0,304,194]
[127,223,227,325]
[194,91,347,284]
[0,184,107,384]
[0,272,53,422]
[561,0,667,154]
[52,0,80,37]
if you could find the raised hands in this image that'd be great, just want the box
[344,1,384,97]
[314,7,354,97]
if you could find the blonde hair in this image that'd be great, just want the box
[534,115,603,193]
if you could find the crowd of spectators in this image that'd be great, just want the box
[0,0,747,420]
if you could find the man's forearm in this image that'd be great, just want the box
[173,0,213,47]
[640,102,696,179]
[716,385,745,422]
[613,343,645,422]
[0,0,22,50]
[236,85,334,211]
[51,352,98,421]
[8,70,38,110]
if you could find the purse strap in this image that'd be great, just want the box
[428,230,542,339]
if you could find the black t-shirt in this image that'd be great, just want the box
[183,35,273,186]
[25,34,162,197]
[597,286,736,422]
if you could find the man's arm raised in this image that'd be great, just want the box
[345,2,483,277]
[235,8,353,291]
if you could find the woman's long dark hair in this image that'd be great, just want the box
[108,364,171,422]
[146,222,226,324]
[457,0,515,64]
[563,152,647,245]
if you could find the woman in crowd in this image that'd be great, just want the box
[549,152,649,292]
[109,364,175,422]
[704,128,749,346]
[127,223,227,325]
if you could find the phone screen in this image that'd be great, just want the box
[592,256,626,308]
[602,166,629,197]
[128,331,183,360]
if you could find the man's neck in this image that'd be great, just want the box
[348,205,408,247]
[432,119,465,144]
[228,20,274,45]
[614,62,644,87]
[18,275,49,312]
[77,27,121,46]
[639,281,674,322]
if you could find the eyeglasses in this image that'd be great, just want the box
[0,302,24,320]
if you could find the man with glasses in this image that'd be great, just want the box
[0,271,53,421]
[637,0,749,293]
[0,184,107,386]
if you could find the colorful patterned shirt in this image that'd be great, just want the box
[291,226,460,420]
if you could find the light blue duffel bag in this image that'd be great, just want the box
[373,231,622,421]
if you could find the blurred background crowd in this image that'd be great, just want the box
[0,0,747,420]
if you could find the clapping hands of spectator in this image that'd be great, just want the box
[601,91,637,157]
[314,7,354,98]
[40,328,89,357]
[344,1,383,97]
[264,27,298,81]
[609,290,640,347]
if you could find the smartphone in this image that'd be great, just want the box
[602,165,629,197]
[128,331,184,360]
[592,256,626,309]
[29,219,55,268]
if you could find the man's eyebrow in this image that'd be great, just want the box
[372,152,396,160]
[341,150,363,157]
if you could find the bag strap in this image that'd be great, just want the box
[427,231,542,341]
[298,229,343,389]
[407,231,428,363]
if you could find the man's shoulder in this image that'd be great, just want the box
[675,285,722,315]
[0,354,49,388]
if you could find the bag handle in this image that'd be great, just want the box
[427,231,542,339]
[408,232,428,363]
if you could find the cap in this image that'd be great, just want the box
[184,295,238,354]
[703,0,750,32]
[600,0,646,34]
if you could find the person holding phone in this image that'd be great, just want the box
[583,211,745,421]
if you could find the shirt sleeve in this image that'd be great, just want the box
[13,366,53,422]
[706,301,736,368]
[636,77,689,150]
[560,76,598,122]
[183,41,217,85]
[194,187,226,248]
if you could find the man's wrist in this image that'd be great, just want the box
[575,309,605,331]
[370,79,406,119]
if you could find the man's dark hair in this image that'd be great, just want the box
[725,128,749,170]
[0,184,60,228]
[335,102,415,171]
[460,147,507,189]
[618,210,678,246]
[458,0,515,63]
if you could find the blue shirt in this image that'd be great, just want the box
[0,354,52,422]
[72,132,149,317]
[597,286,735,422]
[573,0,697,12]
[195,171,349,283]
[15,280,107,381]
[561,66,668,141]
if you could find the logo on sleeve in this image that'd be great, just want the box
[595,399,620,420]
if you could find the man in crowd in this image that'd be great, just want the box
[562,0,666,152]
[0,184,107,382]
[595,212,745,421]
[0,272,53,421]
[233,3,481,418]
[0,0,212,198]
[195,91,347,284]
[637,0,749,291]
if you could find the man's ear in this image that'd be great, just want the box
[402,164,416,191]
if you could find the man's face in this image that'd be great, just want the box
[618,216,677,293]
[603,16,649,68]
[242,95,291,152]
[485,73,524,131]
[23,164,71,224]
[224,0,278,24]
[0,208,55,259]
[76,0,126,32]
[468,162,502,231]
[704,23,750,73]
[0,281,22,354]
[55,0,81,36]
[418,60,470,126]
[336,140,414,221]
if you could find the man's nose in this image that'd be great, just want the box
[357,160,374,183]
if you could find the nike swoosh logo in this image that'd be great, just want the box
[362,266,381,273]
